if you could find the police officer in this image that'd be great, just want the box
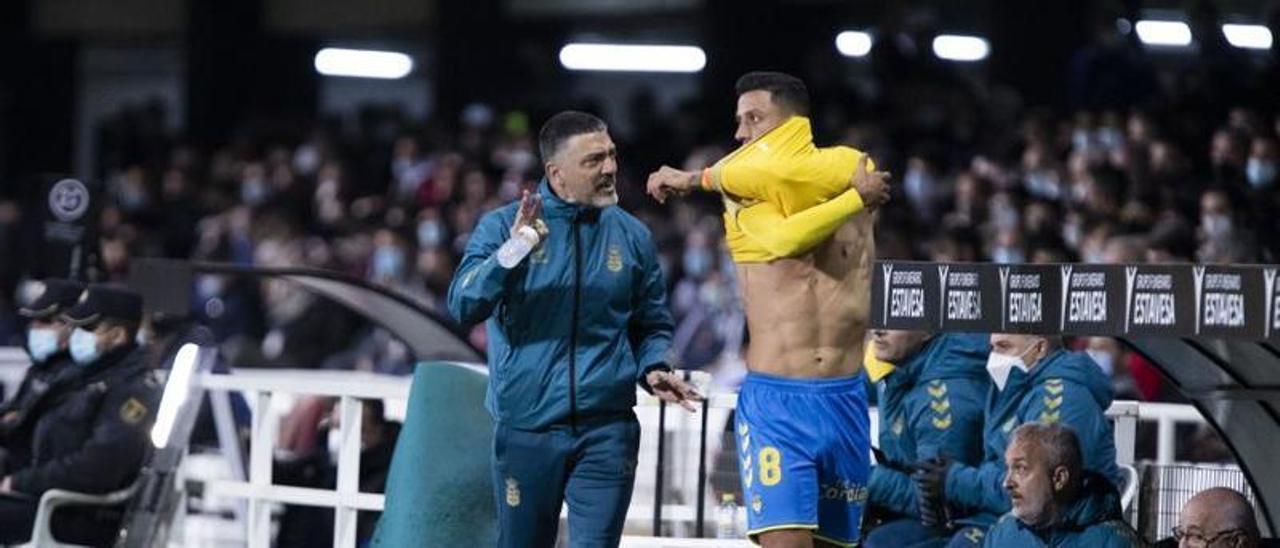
[0,286,161,546]
[0,279,86,472]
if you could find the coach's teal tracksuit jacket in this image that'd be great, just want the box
[982,473,1139,547]
[447,179,674,431]
[946,350,1121,529]
[869,333,991,517]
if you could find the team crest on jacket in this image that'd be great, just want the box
[505,477,521,507]
[607,245,624,272]
[119,398,149,425]
[531,244,548,265]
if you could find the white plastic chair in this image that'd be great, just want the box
[14,481,139,548]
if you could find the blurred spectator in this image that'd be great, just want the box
[1082,337,1139,400]
[276,399,402,548]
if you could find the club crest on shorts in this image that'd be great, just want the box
[751,494,763,514]
[606,245,623,272]
[505,477,521,507]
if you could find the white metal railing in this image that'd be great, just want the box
[195,368,417,548]
[175,365,1213,547]
[1136,402,1209,464]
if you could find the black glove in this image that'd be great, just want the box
[911,456,951,529]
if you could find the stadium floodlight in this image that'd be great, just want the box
[1134,20,1193,47]
[314,48,413,79]
[558,43,707,73]
[1222,24,1273,50]
[932,35,989,62]
[836,31,873,58]
[151,344,199,449]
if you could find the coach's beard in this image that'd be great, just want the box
[588,175,619,207]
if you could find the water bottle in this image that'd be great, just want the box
[496,225,541,268]
[716,493,739,539]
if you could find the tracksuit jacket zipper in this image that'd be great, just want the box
[569,219,581,430]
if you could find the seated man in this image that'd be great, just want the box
[862,331,990,548]
[1,279,86,472]
[914,334,1122,547]
[1173,487,1260,548]
[0,286,160,546]
[984,423,1138,547]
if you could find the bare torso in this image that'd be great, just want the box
[736,213,875,378]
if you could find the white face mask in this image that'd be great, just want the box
[1086,349,1115,376]
[986,342,1040,391]
[27,328,60,363]
[70,327,100,366]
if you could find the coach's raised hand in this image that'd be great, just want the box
[511,189,549,240]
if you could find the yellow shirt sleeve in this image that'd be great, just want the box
[706,116,877,263]
[732,187,865,261]
[704,116,874,216]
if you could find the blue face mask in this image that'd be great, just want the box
[372,247,406,280]
[69,327,100,366]
[1246,158,1277,189]
[683,248,712,280]
[27,328,60,363]
[417,220,444,248]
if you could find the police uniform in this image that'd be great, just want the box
[0,279,86,473]
[0,287,160,546]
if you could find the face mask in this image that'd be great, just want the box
[27,328,59,363]
[118,186,149,212]
[698,281,724,308]
[196,275,225,299]
[992,204,1020,230]
[506,150,536,174]
[1072,129,1093,152]
[1062,221,1082,248]
[293,145,321,176]
[683,248,711,279]
[1086,349,1115,376]
[903,168,933,204]
[327,428,342,460]
[1025,170,1060,200]
[1246,158,1277,189]
[70,327,100,366]
[986,342,1038,391]
[373,247,406,280]
[241,178,269,206]
[1201,214,1232,239]
[991,246,1025,265]
[1096,128,1124,151]
[417,220,445,248]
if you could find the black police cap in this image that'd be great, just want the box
[61,286,143,327]
[18,279,87,320]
